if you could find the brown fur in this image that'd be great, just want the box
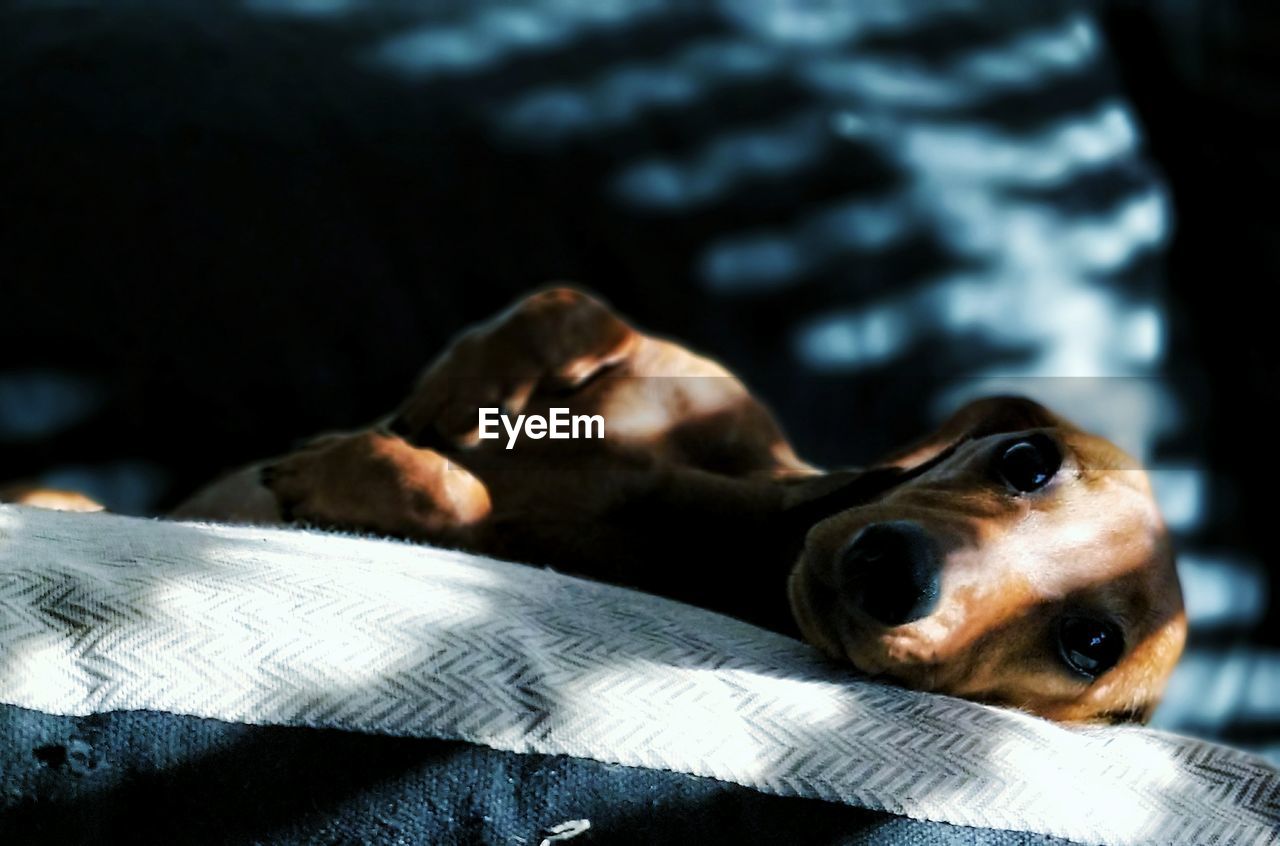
[175,287,1186,723]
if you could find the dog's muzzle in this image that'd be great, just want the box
[838,520,942,626]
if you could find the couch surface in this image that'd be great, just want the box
[1,505,1275,845]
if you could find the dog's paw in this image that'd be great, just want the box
[391,287,638,447]
[260,434,342,526]
[263,431,490,540]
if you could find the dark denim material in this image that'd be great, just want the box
[0,704,1072,845]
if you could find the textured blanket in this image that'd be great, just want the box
[0,504,1276,845]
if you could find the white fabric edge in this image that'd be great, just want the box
[0,504,1276,845]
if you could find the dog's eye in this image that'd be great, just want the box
[1057,617,1124,679]
[994,434,1061,493]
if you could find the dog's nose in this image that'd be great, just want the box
[838,521,941,626]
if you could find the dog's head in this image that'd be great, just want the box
[786,396,1185,723]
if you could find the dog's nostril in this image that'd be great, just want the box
[839,521,941,626]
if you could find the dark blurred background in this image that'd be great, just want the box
[1,0,1275,760]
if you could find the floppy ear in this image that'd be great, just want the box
[873,395,1067,472]
[778,466,906,530]
[777,396,1066,530]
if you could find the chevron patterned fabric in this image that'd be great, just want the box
[0,504,1275,845]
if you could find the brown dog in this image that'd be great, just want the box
[174,287,1186,723]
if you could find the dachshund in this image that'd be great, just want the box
[123,288,1186,722]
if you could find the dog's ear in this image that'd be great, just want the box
[873,395,1067,472]
[779,466,911,531]
[778,396,1067,530]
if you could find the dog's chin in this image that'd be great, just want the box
[789,561,884,677]
[789,559,941,687]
